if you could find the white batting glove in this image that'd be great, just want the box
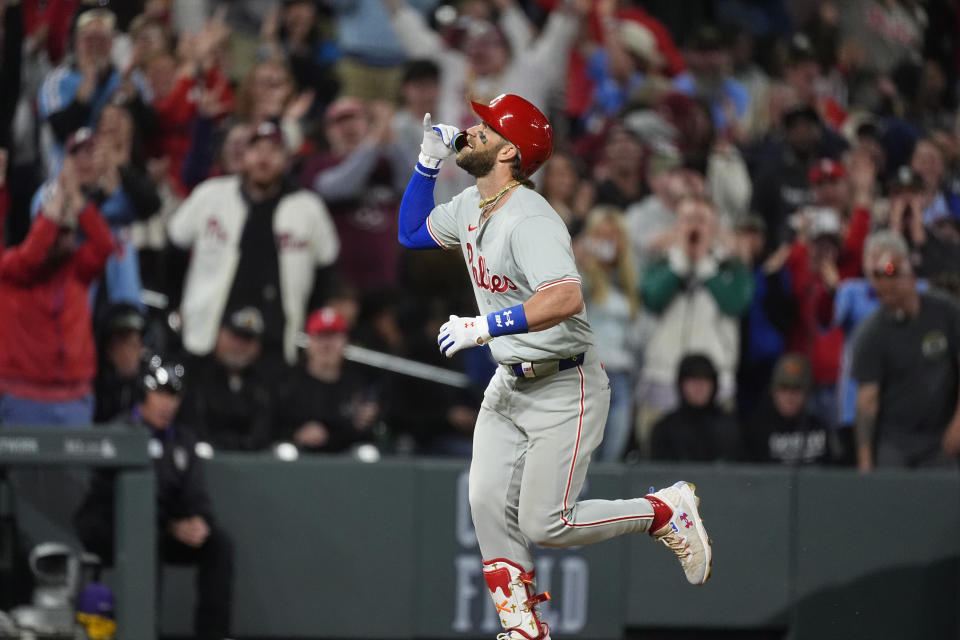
[420,113,460,169]
[438,314,492,358]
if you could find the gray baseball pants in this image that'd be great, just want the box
[469,351,655,571]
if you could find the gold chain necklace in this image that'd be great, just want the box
[478,180,521,214]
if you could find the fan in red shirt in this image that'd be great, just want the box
[143,14,234,197]
[784,156,873,424]
[0,143,114,427]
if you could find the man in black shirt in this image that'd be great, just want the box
[852,231,960,469]
[744,354,831,465]
[178,307,276,452]
[277,307,380,452]
[76,356,234,640]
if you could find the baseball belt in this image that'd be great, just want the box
[507,353,586,379]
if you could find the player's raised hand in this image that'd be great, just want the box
[419,113,459,168]
[438,314,492,357]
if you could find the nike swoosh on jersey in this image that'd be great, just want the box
[468,224,478,231]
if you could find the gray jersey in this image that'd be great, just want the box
[426,185,594,364]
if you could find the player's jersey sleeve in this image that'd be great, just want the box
[510,215,582,291]
[425,196,462,249]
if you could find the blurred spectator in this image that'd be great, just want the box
[168,120,339,368]
[0,155,113,427]
[234,58,313,154]
[579,0,672,130]
[838,0,925,76]
[277,307,381,453]
[706,137,753,228]
[852,232,960,470]
[781,33,847,132]
[37,6,153,176]
[386,0,583,133]
[330,0,435,101]
[537,150,595,233]
[734,216,796,420]
[178,307,276,452]
[392,59,441,163]
[624,147,685,274]
[93,303,145,423]
[783,158,872,426]
[577,206,640,461]
[258,0,339,115]
[743,353,832,465]
[75,355,235,640]
[592,123,645,209]
[181,120,252,192]
[646,92,752,226]
[21,0,80,68]
[637,196,753,452]
[33,116,161,309]
[650,353,740,462]
[751,104,851,247]
[672,25,749,140]
[833,231,929,460]
[147,11,234,197]
[302,97,407,291]
[887,163,960,295]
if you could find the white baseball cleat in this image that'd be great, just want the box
[497,629,550,640]
[647,481,712,586]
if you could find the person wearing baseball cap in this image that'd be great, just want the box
[168,102,339,370]
[743,353,832,465]
[275,307,381,453]
[785,155,862,424]
[176,307,276,453]
[93,303,147,423]
[76,353,236,640]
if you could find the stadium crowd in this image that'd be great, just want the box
[0,0,959,474]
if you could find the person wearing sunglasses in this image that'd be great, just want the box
[851,230,960,470]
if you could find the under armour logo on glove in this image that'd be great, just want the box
[438,314,492,357]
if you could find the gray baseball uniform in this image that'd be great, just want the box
[427,186,656,570]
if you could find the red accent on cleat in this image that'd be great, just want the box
[646,495,673,532]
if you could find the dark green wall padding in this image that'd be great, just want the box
[11,453,960,639]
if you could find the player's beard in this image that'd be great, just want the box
[456,143,503,178]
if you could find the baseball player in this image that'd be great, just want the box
[398,94,712,640]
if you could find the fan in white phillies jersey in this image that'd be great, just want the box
[398,94,712,640]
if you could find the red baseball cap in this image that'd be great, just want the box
[808,158,846,184]
[305,307,348,335]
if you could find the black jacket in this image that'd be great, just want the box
[74,416,214,561]
[650,404,742,462]
[743,396,831,465]
[93,364,141,424]
[177,355,275,452]
[276,365,378,453]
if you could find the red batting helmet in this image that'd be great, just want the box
[470,94,554,177]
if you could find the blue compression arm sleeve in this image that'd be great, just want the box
[398,162,442,249]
